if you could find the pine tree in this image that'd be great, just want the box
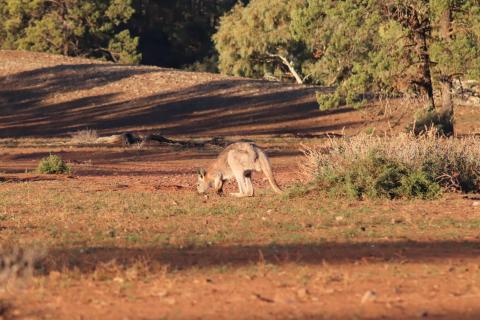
[0,0,141,64]
[213,0,308,83]
[214,0,480,134]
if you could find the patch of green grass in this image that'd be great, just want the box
[283,183,314,199]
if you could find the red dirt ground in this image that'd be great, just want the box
[1,51,480,319]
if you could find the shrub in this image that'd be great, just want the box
[316,92,342,111]
[37,155,71,174]
[315,151,441,200]
[302,133,480,199]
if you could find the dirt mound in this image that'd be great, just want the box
[0,50,372,138]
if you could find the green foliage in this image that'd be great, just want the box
[37,155,71,174]
[318,151,441,200]
[108,30,141,64]
[400,170,442,200]
[316,92,342,111]
[214,0,480,117]
[132,0,243,68]
[214,0,307,80]
[304,134,480,200]
[0,0,140,63]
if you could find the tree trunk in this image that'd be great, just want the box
[421,34,435,110]
[416,30,436,110]
[383,2,435,109]
[439,6,454,135]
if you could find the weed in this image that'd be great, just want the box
[315,151,441,200]
[37,154,71,174]
[283,183,315,199]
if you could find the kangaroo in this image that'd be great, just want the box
[196,142,282,197]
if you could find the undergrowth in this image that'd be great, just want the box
[302,133,480,200]
[409,108,454,137]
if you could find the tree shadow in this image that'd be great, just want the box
[43,240,480,274]
[0,63,362,137]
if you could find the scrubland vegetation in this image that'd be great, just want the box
[302,133,480,200]
[1,0,480,319]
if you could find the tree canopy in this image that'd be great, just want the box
[214,0,480,133]
[0,0,141,63]
[0,0,245,67]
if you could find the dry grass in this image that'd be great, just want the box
[70,129,99,145]
[302,132,480,193]
[0,246,44,287]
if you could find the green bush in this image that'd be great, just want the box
[318,151,441,200]
[37,155,71,174]
[399,170,442,200]
[302,134,480,200]
[316,92,342,111]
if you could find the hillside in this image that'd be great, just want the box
[0,50,478,138]
[0,50,366,138]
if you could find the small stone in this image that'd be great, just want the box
[361,290,377,304]
[391,218,404,224]
[335,216,344,222]
[472,201,480,207]
[154,290,168,298]
[113,277,124,284]
[297,288,309,300]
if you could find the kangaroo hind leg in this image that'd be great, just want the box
[228,152,249,197]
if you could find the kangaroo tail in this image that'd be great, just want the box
[258,151,283,194]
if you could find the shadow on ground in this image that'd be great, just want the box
[43,240,480,273]
[0,63,362,137]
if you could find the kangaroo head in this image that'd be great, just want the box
[196,168,210,194]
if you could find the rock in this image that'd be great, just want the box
[361,290,377,304]
[296,288,309,300]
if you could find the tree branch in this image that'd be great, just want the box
[266,52,304,84]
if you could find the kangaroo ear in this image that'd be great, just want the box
[197,168,206,178]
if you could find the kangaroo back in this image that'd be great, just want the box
[257,150,282,194]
